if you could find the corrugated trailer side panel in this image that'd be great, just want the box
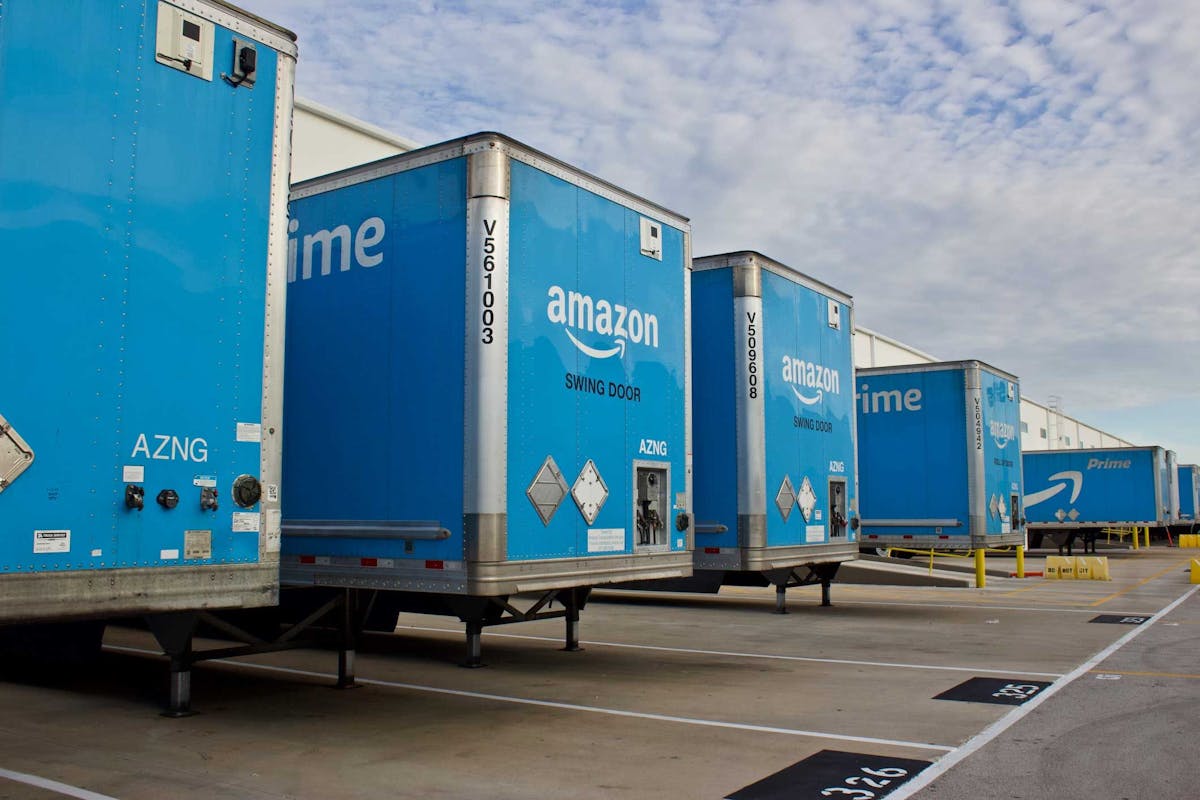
[690,271,739,550]
[1022,448,1162,527]
[858,368,970,541]
[282,159,468,563]
[0,0,294,620]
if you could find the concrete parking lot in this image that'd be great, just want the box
[0,547,1195,799]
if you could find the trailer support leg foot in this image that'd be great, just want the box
[773,584,788,614]
[162,657,195,718]
[336,589,358,689]
[561,589,584,653]
[821,579,832,607]
[461,621,486,669]
[148,612,199,716]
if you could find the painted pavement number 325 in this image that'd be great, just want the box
[934,676,1051,706]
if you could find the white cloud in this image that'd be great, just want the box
[249,0,1200,460]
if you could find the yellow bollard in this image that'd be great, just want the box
[975,548,986,588]
[1145,527,1152,549]
[1132,526,1139,550]
[1016,544,1025,578]
[1191,560,1200,584]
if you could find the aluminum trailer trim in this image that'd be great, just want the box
[860,532,1026,548]
[168,0,297,53]
[693,251,854,307]
[860,519,963,528]
[856,359,1020,386]
[291,132,689,231]
[284,551,694,596]
[694,542,859,572]
[0,565,276,622]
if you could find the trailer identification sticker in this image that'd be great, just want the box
[236,422,262,443]
[33,530,70,554]
[122,465,144,483]
[805,525,825,543]
[184,529,212,560]
[160,549,180,560]
[587,528,625,553]
[232,512,260,533]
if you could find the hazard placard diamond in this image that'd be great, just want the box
[798,476,818,523]
[775,475,796,523]
[526,455,569,526]
[572,459,608,526]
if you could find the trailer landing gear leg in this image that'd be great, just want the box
[561,588,584,652]
[821,579,832,607]
[774,584,788,614]
[336,589,358,689]
[148,612,198,717]
[166,652,193,718]
[461,620,485,669]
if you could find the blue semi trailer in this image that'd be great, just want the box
[282,133,693,664]
[856,361,1025,551]
[686,252,858,611]
[1023,447,1177,542]
[0,0,296,707]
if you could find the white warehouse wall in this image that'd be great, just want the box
[292,98,417,183]
[285,101,1136,454]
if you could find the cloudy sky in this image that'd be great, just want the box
[253,0,1199,462]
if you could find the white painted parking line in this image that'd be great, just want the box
[595,590,1155,616]
[104,645,955,753]
[883,584,1200,800]
[832,599,1156,615]
[394,625,1065,678]
[0,767,117,800]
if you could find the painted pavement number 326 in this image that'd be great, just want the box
[726,750,931,800]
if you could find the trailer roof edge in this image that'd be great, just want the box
[856,359,1020,384]
[693,251,853,306]
[290,132,690,230]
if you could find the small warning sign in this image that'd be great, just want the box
[33,529,70,554]
[184,529,212,560]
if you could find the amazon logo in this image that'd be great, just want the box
[546,285,659,359]
[1023,470,1083,508]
